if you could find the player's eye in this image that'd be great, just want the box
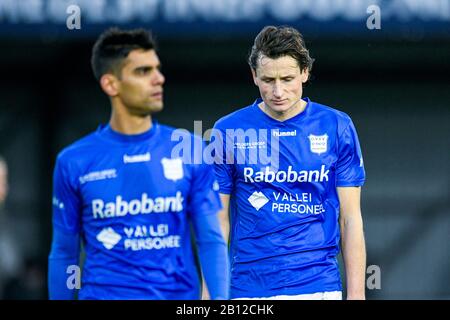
[135,67,152,75]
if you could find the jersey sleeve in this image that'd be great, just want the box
[52,155,82,233]
[49,155,82,300]
[191,213,230,300]
[187,142,223,216]
[48,229,80,300]
[211,125,234,194]
[336,119,366,187]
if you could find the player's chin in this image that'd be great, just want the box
[268,102,290,113]
[132,103,163,116]
[146,102,164,114]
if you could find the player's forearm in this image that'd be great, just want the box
[202,205,229,299]
[341,214,366,300]
[198,240,229,299]
[48,229,80,300]
[192,213,230,299]
[218,193,230,244]
[218,208,230,244]
[48,257,79,299]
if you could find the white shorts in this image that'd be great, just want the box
[233,291,342,300]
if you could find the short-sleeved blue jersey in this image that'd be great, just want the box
[212,98,365,298]
[52,121,222,299]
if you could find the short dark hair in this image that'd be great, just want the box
[248,26,314,79]
[91,28,156,81]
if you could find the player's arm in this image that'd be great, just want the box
[210,126,233,245]
[192,212,229,300]
[218,193,230,244]
[199,126,233,299]
[336,118,367,300]
[201,193,230,299]
[189,139,230,300]
[48,156,82,300]
[338,186,366,300]
[48,229,80,299]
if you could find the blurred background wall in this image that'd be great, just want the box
[0,0,449,299]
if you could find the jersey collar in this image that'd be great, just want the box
[252,97,311,125]
[96,120,159,145]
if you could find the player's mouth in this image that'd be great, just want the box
[151,92,163,99]
[271,99,287,106]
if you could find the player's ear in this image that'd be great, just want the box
[251,68,258,86]
[100,74,120,97]
[300,68,309,83]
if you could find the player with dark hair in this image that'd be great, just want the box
[212,26,366,300]
[48,28,229,300]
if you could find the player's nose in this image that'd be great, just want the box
[153,68,165,85]
[272,82,282,98]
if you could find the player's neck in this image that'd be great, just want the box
[109,106,152,135]
[259,98,306,121]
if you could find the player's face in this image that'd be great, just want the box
[117,49,165,116]
[0,162,8,204]
[252,54,308,114]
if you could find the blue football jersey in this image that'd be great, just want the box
[212,97,365,298]
[52,121,222,299]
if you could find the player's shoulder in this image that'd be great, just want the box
[157,123,207,170]
[56,130,101,166]
[309,99,357,137]
[213,103,255,129]
[157,122,187,137]
[310,100,352,124]
[157,122,203,144]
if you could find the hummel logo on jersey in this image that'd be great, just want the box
[92,192,184,219]
[123,152,151,163]
[272,130,297,137]
[248,191,269,210]
[96,227,121,249]
[244,165,329,183]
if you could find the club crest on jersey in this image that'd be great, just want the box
[161,158,184,181]
[308,134,328,155]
